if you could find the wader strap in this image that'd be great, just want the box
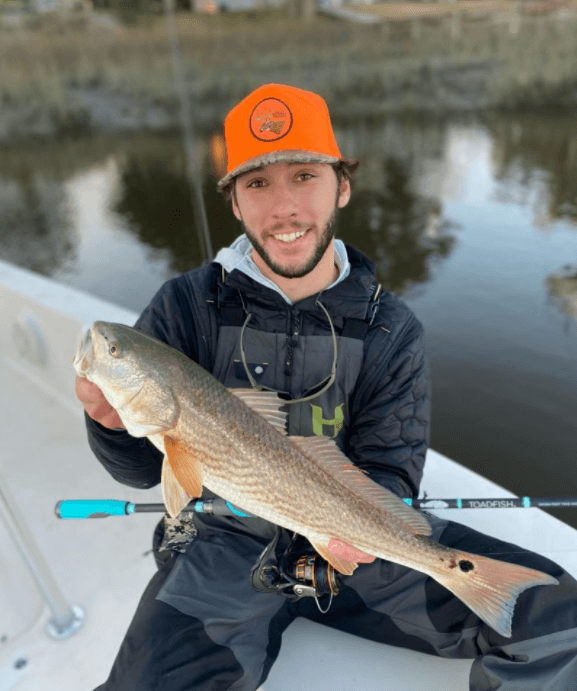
[220,304,245,327]
[340,282,381,339]
[216,278,383,339]
[341,319,368,340]
[217,271,246,328]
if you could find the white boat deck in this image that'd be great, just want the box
[1,258,576,691]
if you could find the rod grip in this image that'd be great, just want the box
[55,500,133,519]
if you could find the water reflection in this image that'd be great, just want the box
[547,264,577,331]
[112,154,240,274]
[113,158,203,273]
[0,168,76,276]
[489,113,577,227]
[337,157,458,295]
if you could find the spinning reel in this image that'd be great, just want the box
[249,526,340,613]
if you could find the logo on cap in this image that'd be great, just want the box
[249,97,293,142]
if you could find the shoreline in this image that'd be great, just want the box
[2,69,575,147]
[1,8,577,145]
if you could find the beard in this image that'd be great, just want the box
[242,207,338,280]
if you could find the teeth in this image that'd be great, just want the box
[275,230,306,243]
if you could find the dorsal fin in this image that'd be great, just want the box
[228,388,288,435]
[288,436,431,536]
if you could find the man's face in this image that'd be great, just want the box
[231,161,351,280]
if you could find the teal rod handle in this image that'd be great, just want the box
[55,500,135,519]
[55,498,253,518]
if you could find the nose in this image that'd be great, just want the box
[270,180,299,219]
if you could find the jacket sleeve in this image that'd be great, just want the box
[83,278,203,489]
[345,314,430,501]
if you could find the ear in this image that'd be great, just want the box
[231,184,242,222]
[232,198,242,222]
[337,177,351,209]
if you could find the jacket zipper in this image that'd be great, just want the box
[284,309,301,393]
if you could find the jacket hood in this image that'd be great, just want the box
[214,234,351,305]
[215,239,378,323]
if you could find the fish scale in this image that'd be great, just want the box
[175,380,343,527]
[74,321,559,638]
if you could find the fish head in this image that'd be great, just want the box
[73,321,181,437]
[74,321,143,408]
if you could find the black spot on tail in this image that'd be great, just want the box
[459,560,474,573]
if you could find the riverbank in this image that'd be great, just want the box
[1,4,577,144]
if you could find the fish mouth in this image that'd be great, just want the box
[73,325,94,376]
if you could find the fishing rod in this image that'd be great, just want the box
[56,495,577,607]
[163,0,213,264]
[54,496,577,520]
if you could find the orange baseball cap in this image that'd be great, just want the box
[217,83,343,191]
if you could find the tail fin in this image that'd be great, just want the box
[435,551,559,638]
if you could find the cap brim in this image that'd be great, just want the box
[217,150,340,191]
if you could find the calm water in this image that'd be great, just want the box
[1,111,576,528]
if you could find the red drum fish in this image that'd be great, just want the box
[73,321,558,637]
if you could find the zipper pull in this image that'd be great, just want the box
[289,310,300,346]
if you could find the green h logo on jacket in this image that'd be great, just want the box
[311,403,344,439]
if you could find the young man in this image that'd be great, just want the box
[76,84,577,691]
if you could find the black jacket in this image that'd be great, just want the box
[84,244,430,501]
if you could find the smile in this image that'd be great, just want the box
[273,230,307,243]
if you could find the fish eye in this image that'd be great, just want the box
[109,344,120,357]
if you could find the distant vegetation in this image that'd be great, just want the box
[1,4,577,141]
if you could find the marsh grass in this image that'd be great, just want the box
[1,5,577,133]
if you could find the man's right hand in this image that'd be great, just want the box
[75,375,126,430]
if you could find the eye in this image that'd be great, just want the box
[247,173,314,188]
[109,344,120,357]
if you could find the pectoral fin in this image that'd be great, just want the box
[163,435,204,502]
[161,457,191,518]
